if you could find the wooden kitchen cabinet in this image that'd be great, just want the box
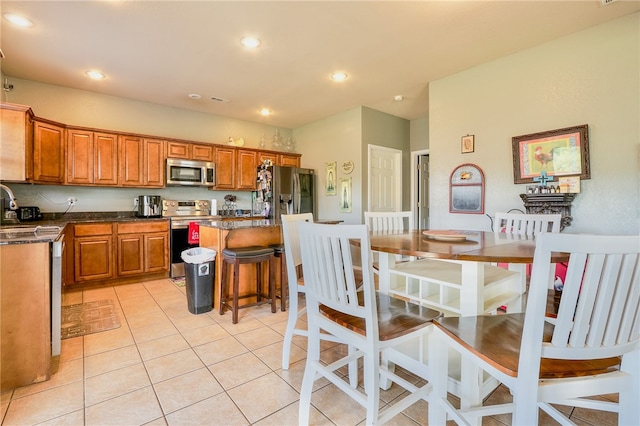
[1,242,51,391]
[166,141,214,162]
[73,223,114,282]
[236,149,258,190]
[33,119,65,184]
[214,146,236,189]
[116,221,169,276]
[279,153,301,167]
[66,129,119,185]
[0,102,33,182]
[119,136,164,187]
[257,151,278,167]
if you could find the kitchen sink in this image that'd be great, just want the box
[0,225,62,242]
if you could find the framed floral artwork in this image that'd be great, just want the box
[339,177,352,213]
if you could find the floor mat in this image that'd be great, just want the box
[171,277,186,287]
[61,299,121,339]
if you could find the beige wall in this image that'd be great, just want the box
[428,13,639,235]
[293,107,363,223]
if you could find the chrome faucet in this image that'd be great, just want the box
[0,183,18,210]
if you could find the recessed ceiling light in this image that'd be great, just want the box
[394,95,404,101]
[188,93,202,100]
[241,37,261,48]
[259,108,271,116]
[3,13,33,28]
[85,70,105,80]
[331,72,349,82]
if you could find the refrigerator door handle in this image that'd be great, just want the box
[293,172,301,214]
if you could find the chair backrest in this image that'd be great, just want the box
[522,233,640,370]
[298,222,378,337]
[364,211,414,233]
[281,213,314,287]
[494,212,561,235]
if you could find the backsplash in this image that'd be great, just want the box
[5,183,255,214]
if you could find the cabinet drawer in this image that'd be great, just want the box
[117,221,169,234]
[74,223,113,237]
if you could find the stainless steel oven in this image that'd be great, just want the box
[163,199,219,278]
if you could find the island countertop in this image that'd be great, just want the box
[199,218,280,231]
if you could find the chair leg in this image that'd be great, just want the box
[232,262,240,324]
[428,331,448,426]
[219,260,228,314]
[299,320,320,425]
[363,350,380,424]
[282,287,299,370]
[269,256,277,313]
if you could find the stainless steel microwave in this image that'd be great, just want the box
[166,158,216,187]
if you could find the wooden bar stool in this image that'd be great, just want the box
[219,246,276,324]
[269,243,287,311]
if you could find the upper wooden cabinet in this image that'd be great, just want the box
[279,153,301,167]
[236,149,258,190]
[119,136,164,187]
[257,151,278,166]
[33,119,65,184]
[0,103,33,182]
[214,146,236,190]
[166,141,214,162]
[66,129,118,185]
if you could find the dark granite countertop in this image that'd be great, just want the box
[200,219,280,230]
[0,212,168,245]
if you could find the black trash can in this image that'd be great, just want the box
[181,247,216,314]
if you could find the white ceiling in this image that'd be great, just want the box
[1,1,638,129]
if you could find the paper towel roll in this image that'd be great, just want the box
[210,199,217,215]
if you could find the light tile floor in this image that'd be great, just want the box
[1,278,618,425]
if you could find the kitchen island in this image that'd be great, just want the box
[199,219,282,313]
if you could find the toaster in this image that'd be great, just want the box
[16,206,42,221]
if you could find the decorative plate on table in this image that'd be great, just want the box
[422,230,468,242]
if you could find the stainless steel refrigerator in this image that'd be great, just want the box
[255,165,316,220]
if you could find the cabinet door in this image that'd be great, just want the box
[66,129,93,185]
[74,236,114,282]
[94,132,119,185]
[279,154,300,167]
[214,147,236,189]
[192,144,214,162]
[145,232,169,272]
[257,151,278,166]
[236,149,257,190]
[33,120,65,183]
[0,103,33,182]
[166,141,190,159]
[119,135,144,186]
[117,234,144,276]
[143,138,165,187]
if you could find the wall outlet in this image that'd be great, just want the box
[67,197,77,206]
[133,197,139,209]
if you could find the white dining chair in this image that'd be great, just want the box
[428,232,640,425]
[280,213,351,373]
[298,222,442,425]
[494,212,561,295]
[364,211,415,270]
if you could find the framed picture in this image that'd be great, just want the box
[339,177,352,213]
[461,135,474,153]
[325,161,337,195]
[512,124,590,184]
[449,163,485,214]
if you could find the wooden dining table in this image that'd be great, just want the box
[366,229,568,316]
[362,229,569,412]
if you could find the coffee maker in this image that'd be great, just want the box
[136,195,162,218]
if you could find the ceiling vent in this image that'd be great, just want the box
[210,96,230,103]
[600,0,618,5]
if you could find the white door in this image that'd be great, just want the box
[418,154,429,229]
[368,144,402,212]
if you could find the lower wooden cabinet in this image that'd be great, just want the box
[73,223,114,282]
[66,220,169,285]
[116,221,169,276]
